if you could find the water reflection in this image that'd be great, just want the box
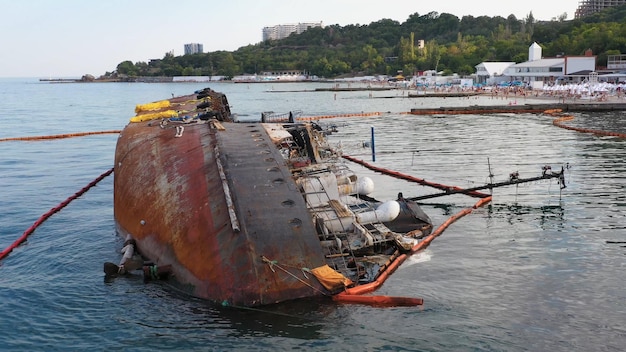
[217,298,333,339]
[138,283,336,340]
[487,203,565,230]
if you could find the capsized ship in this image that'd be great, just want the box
[113,88,433,307]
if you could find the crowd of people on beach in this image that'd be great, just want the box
[426,81,625,102]
[330,75,626,103]
[540,81,625,102]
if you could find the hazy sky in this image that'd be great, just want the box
[0,0,580,78]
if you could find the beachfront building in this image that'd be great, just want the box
[262,22,324,41]
[231,70,311,82]
[503,42,596,86]
[474,62,515,85]
[601,54,626,83]
[607,54,626,71]
[184,43,203,55]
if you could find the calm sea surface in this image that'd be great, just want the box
[0,78,624,351]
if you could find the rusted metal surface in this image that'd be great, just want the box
[215,122,327,304]
[114,88,436,307]
[114,90,327,306]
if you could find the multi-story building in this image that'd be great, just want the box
[184,43,204,55]
[262,22,324,41]
[575,0,626,18]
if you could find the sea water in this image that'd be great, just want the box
[1,78,625,351]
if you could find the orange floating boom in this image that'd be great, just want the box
[335,193,492,301]
[332,294,424,307]
[0,130,121,142]
[548,110,626,138]
[342,154,490,198]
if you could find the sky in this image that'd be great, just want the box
[0,0,581,78]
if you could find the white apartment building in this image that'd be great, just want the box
[184,43,204,55]
[262,22,324,41]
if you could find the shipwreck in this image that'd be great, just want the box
[108,87,566,307]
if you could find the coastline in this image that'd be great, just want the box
[37,76,626,107]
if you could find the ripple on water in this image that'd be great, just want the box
[1,81,625,351]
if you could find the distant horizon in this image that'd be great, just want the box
[1,0,581,78]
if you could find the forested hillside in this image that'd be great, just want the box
[112,5,626,79]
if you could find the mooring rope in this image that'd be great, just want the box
[261,256,328,296]
[0,167,114,261]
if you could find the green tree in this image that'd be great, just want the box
[312,57,332,77]
[111,5,626,79]
[117,60,137,76]
[360,44,383,74]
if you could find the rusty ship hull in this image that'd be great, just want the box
[113,88,432,307]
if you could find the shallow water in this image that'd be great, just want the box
[1,79,624,351]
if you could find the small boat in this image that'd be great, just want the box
[111,88,433,307]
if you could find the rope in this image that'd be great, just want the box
[0,130,122,142]
[0,167,114,261]
[261,256,328,296]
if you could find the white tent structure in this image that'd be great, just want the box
[474,62,515,85]
[542,79,626,100]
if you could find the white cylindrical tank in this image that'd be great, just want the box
[356,200,400,224]
[337,176,374,196]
